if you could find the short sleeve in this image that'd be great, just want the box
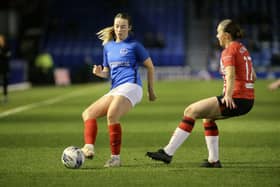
[222,48,235,67]
[135,42,149,63]
[102,47,109,67]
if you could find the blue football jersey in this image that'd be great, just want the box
[103,36,149,89]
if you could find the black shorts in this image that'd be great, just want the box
[216,95,254,117]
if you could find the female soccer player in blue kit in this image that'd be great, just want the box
[81,13,157,167]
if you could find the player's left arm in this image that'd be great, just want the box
[268,79,280,91]
[143,57,156,101]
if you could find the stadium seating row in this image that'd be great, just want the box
[209,0,280,69]
[41,0,186,71]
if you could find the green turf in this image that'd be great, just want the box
[0,80,279,187]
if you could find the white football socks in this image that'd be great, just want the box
[164,127,190,156]
[205,136,219,162]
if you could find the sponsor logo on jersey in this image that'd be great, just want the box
[110,61,130,68]
[239,46,247,53]
[120,48,128,56]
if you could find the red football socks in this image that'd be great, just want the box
[108,123,122,155]
[84,118,98,144]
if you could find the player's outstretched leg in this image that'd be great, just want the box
[147,116,195,164]
[81,144,95,159]
[146,149,173,164]
[82,119,98,159]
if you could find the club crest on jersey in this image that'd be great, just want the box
[239,46,247,53]
[120,48,128,56]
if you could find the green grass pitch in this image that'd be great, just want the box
[0,80,279,187]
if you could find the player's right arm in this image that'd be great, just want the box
[93,65,109,78]
[252,67,257,82]
[222,65,236,109]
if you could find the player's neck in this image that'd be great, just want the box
[225,41,234,48]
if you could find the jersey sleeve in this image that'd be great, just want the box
[102,47,109,67]
[135,42,149,63]
[222,47,236,67]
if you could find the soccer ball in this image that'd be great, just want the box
[61,146,85,169]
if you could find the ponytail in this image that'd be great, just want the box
[220,19,244,40]
[96,26,115,45]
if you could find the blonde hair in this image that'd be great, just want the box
[97,13,132,45]
[218,19,244,40]
[218,19,232,31]
[97,26,115,45]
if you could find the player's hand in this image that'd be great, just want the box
[268,81,280,91]
[221,95,236,109]
[93,65,102,75]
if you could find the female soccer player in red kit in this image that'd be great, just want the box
[147,19,256,168]
[81,13,156,168]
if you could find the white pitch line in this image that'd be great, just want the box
[0,89,86,119]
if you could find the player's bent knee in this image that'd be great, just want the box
[184,105,197,118]
[82,110,89,121]
[184,106,191,116]
[82,109,95,121]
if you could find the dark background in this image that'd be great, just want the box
[0,0,279,85]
